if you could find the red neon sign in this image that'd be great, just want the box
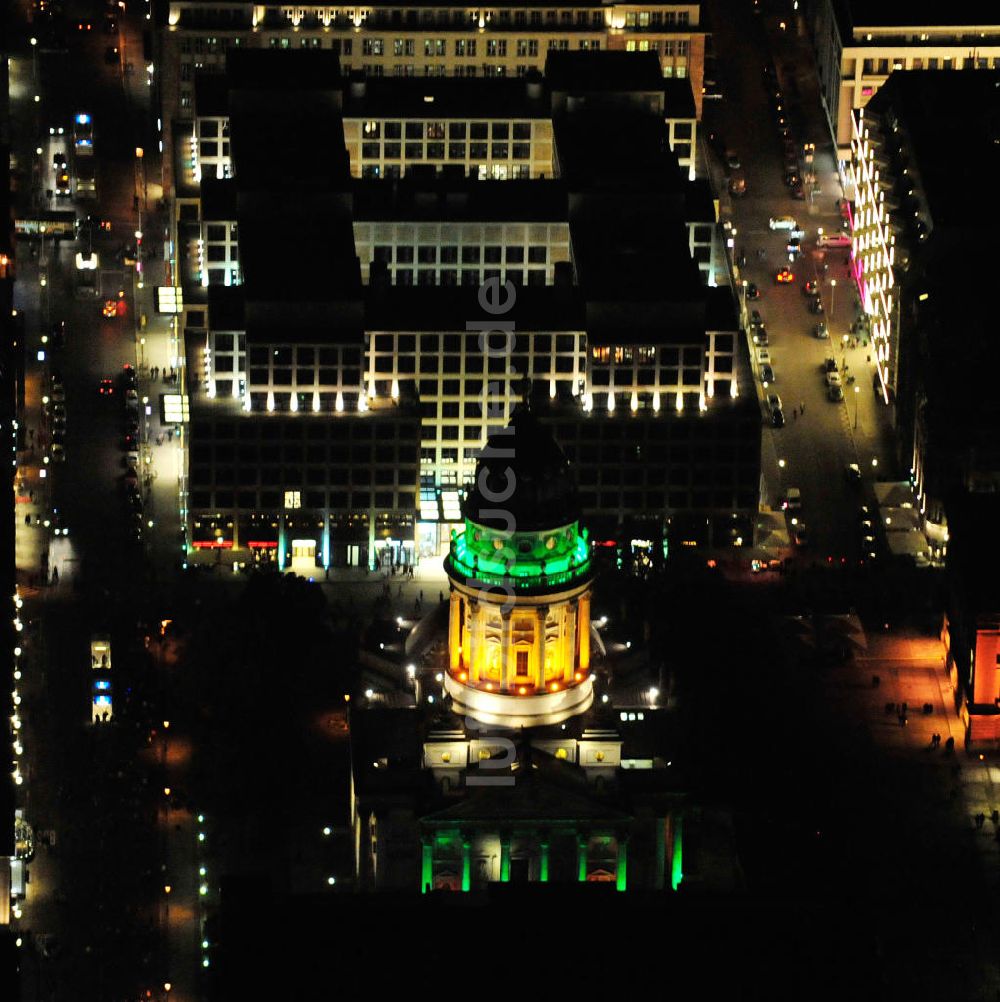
[192,540,233,549]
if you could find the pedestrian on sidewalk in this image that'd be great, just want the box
[793,409,797,421]
[28,429,34,443]
[24,513,30,526]
[28,489,34,502]
[800,400,805,414]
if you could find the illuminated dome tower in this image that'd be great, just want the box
[443,408,594,728]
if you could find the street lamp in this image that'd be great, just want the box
[29,37,37,82]
[830,279,837,321]
[853,384,860,430]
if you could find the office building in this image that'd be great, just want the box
[806,0,1000,163]
[848,71,1000,560]
[159,0,708,189]
[178,49,758,569]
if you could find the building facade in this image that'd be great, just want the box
[159,1,707,147]
[806,1,1000,161]
[177,50,758,569]
[848,72,1000,561]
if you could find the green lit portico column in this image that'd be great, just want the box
[671,813,684,891]
[421,837,432,894]
[500,834,511,882]
[461,835,472,892]
[539,838,550,883]
[616,834,628,892]
[576,833,588,882]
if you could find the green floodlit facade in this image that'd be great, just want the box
[447,518,591,591]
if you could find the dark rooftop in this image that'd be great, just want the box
[363,284,585,331]
[224,48,342,94]
[847,1,1000,29]
[947,494,1000,611]
[229,96,349,192]
[194,73,229,118]
[351,177,569,222]
[546,49,667,93]
[867,71,1000,227]
[341,73,549,120]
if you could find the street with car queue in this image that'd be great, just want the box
[703,0,898,573]
[9,0,199,998]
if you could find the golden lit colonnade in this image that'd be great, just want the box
[443,407,594,728]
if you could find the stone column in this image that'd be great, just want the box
[670,813,683,891]
[564,600,578,682]
[616,834,628,892]
[536,605,548,688]
[576,834,588,882]
[470,600,484,683]
[421,837,433,894]
[461,835,472,892]
[448,591,461,672]
[500,610,513,691]
[539,838,550,883]
[500,834,511,882]
[578,593,591,671]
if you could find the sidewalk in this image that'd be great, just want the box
[833,628,1000,889]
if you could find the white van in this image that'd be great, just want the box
[818,233,851,248]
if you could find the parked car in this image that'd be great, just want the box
[845,463,862,484]
[803,281,819,296]
[756,348,771,365]
[769,215,798,231]
[828,384,845,402]
[813,322,829,339]
[822,357,838,373]
[745,282,760,300]
[825,370,843,388]
[725,151,741,171]
[760,363,775,384]
[809,297,825,314]
[752,327,769,347]
[774,267,795,283]
[782,487,802,511]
